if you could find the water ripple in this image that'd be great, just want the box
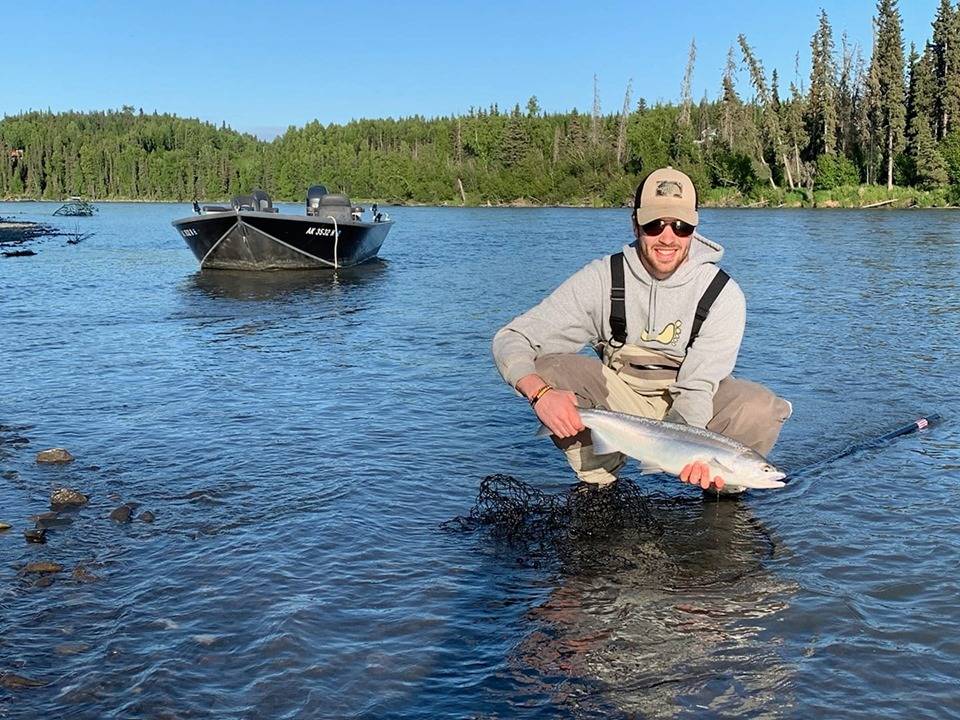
[1,204,959,717]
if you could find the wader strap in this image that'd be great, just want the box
[686,268,730,351]
[609,252,626,347]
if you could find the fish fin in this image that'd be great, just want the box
[589,429,620,456]
[637,461,665,475]
[535,424,552,438]
[711,457,735,476]
[720,483,747,493]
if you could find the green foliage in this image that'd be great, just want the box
[5,0,960,207]
[910,121,949,187]
[937,128,960,183]
[815,154,860,189]
[867,0,907,188]
[807,10,839,156]
[931,0,960,139]
[704,147,757,193]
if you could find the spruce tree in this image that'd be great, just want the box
[906,44,937,151]
[836,33,858,157]
[931,0,960,139]
[807,10,838,156]
[720,47,740,148]
[913,120,948,187]
[866,0,907,190]
[905,43,946,187]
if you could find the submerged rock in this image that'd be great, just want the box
[21,561,62,575]
[1,470,18,480]
[0,672,47,689]
[109,505,133,523]
[24,528,46,544]
[50,488,89,509]
[71,564,99,583]
[54,642,90,656]
[0,522,11,531]
[36,448,74,464]
[139,510,156,523]
[35,515,73,530]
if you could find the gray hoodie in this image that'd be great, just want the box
[492,233,746,428]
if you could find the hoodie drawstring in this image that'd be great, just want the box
[647,280,656,335]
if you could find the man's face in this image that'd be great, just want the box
[635,217,693,280]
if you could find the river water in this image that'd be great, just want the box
[1,202,958,719]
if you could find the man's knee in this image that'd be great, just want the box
[534,354,608,407]
[710,377,792,456]
[563,445,625,486]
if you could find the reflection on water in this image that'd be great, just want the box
[2,204,959,718]
[509,491,795,718]
[186,260,390,301]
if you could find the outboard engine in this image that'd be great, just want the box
[306,185,329,216]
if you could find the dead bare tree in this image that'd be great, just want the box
[616,79,633,165]
[591,74,601,146]
[679,38,697,127]
[738,34,794,189]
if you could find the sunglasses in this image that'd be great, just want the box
[640,218,696,238]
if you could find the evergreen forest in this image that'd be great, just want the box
[4,0,960,207]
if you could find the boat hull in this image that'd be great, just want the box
[171,211,393,270]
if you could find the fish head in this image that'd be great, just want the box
[718,452,787,489]
[736,460,787,489]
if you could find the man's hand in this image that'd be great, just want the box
[515,374,584,439]
[680,461,725,490]
[532,387,584,438]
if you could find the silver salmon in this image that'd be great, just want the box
[538,408,786,490]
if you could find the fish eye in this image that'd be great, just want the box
[761,465,774,473]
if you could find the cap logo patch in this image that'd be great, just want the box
[656,180,683,198]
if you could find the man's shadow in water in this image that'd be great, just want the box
[446,475,797,717]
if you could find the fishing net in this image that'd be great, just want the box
[442,474,776,586]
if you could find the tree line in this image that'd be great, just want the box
[4,0,960,207]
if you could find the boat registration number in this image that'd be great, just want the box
[305,227,337,237]
[180,228,198,237]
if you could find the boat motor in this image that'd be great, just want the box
[306,185,329,216]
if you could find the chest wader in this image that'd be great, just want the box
[542,253,732,485]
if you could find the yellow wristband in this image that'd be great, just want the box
[529,384,554,406]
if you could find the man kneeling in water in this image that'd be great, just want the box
[492,167,792,492]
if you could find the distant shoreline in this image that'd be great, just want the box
[2,190,959,210]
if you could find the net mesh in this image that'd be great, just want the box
[443,474,776,585]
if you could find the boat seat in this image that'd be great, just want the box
[231,195,256,211]
[310,193,354,222]
[251,189,275,213]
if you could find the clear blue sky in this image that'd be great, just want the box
[2,0,943,139]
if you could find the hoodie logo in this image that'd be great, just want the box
[641,320,682,346]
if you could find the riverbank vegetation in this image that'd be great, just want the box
[3,0,960,208]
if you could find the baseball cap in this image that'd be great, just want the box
[633,167,699,226]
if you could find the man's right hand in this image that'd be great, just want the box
[516,374,585,438]
[532,387,584,438]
